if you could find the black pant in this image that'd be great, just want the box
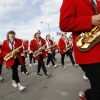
[52,51,56,61]
[80,63,100,100]
[11,58,20,83]
[46,53,55,66]
[21,56,27,73]
[0,64,2,75]
[61,51,75,65]
[29,53,35,64]
[38,55,47,75]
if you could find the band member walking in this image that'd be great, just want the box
[60,0,100,100]
[0,41,4,81]
[30,31,51,78]
[58,32,77,68]
[2,30,25,91]
[45,34,57,68]
[21,40,29,75]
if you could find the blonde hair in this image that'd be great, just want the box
[6,30,16,40]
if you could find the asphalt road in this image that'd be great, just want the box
[0,53,90,100]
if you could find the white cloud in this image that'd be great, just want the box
[0,0,65,43]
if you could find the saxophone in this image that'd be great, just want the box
[4,46,23,61]
[29,50,33,54]
[63,44,72,52]
[33,44,46,57]
[76,26,100,51]
[21,50,29,57]
[45,42,57,51]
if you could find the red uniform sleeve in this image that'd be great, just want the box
[59,0,92,32]
[30,40,35,51]
[2,40,8,56]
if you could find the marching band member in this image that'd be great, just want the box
[45,34,57,68]
[20,40,29,75]
[0,41,4,81]
[2,30,25,91]
[60,0,100,99]
[30,31,51,78]
[58,32,77,68]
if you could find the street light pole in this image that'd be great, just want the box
[40,22,50,34]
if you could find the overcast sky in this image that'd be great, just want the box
[0,0,71,42]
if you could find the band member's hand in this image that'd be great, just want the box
[6,53,11,57]
[42,47,45,50]
[92,14,100,28]
[63,49,65,52]
[16,50,20,53]
[33,51,37,55]
[39,47,45,50]
[23,51,26,53]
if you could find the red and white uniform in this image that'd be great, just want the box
[30,38,46,60]
[46,39,54,54]
[2,38,24,68]
[58,37,69,54]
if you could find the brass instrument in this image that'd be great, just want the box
[4,46,23,61]
[63,44,72,52]
[21,50,29,57]
[29,50,33,54]
[76,26,100,51]
[45,42,57,51]
[33,44,46,57]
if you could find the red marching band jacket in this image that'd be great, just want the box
[45,39,54,54]
[60,0,100,64]
[58,37,72,54]
[2,38,24,68]
[30,38,46,60]
[0,48,4,64]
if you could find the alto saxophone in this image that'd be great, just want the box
[45,42,57,51]
[76,26,100,51]
[29,50,33,54]
[4,46,23,61]
[33,44,46,57]
[63,44,72,52]
[21,50,29,57]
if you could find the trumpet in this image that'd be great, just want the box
[33,44,46,57]
[45,42,57,51]
[63,44,72,52]
[4,46,23,61]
